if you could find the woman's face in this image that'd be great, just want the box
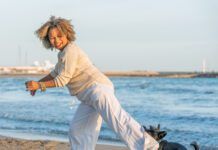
[48,27,68,50]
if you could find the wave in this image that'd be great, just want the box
[204,91,215,94]
[0,115,69,126]
[200,146,218,150]
[98,135,121,142]
[114,82,151,90]
[152,87,200,94]
[0,126,68,136]
[0,126,122,142]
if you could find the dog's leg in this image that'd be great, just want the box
[190,141,199,150]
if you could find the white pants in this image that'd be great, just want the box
[69,83,159,150]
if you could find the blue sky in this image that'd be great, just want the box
[0,0,217,71]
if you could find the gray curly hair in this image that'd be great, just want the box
[35,16,76,50]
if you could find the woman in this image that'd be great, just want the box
[25,16,159,150]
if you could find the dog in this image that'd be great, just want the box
[143,124,199,150]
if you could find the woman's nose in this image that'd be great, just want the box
[54,37,60,43]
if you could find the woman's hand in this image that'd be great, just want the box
[25,81,40,96]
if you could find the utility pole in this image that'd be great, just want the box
[202,59,206,73]
[18,46,22,66]
[25,50,28,66]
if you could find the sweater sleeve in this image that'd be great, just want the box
[53,47,78,87]
[50,63,58,78]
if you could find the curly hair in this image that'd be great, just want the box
[35,16,76,50]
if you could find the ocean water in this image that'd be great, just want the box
[0,77,217,149]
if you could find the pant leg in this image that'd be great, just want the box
[78,84,159,150]
[69,103,102,150]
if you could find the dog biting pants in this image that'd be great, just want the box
[69,83,159,150]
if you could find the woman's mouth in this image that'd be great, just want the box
[55,43,62,49]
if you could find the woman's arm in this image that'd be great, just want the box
[25,73,57,96]
[38,73,57,89]
[38,73,55,82]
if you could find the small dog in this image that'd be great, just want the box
[143,124,199,150]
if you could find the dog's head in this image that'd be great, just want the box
[143,124,167,141]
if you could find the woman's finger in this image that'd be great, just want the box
[31,90,37,96]
[25,81,32,89]
[25,81,28,88]
[33,90,36,96]
[26,85,32,90]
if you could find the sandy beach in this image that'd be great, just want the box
[0,135,127,150]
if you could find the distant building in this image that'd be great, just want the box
[0,60,55,75]
[32,60,55,70]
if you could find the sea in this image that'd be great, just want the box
[0,77,217,149]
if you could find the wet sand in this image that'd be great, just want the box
[0,135,127,150]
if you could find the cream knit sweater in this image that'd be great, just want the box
[50,42,113,96]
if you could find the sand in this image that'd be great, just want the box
[0,135,128,150]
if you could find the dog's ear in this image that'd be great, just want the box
[158,131,167,140]
[157,124,160,130]
[150,125,154,130]
[142,125,148,131]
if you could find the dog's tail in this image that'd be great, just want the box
[190,141,199,150]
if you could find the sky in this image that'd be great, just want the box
[0,0,217,72]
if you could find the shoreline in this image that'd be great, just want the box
[0,71,217,78]
[0,132,217,150]
[0,130,127,150]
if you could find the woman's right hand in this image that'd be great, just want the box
[25,81,39,96]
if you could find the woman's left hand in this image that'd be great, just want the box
[25,81,40,91]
